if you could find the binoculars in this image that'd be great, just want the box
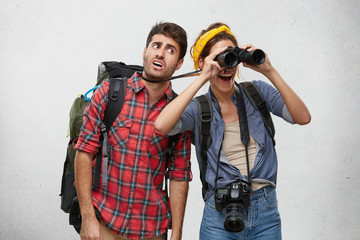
[215,47,265,68]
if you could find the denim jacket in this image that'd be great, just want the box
[170,80,294,201]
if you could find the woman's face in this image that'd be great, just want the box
[207,39,237,95]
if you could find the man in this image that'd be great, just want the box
[74,22,192,240]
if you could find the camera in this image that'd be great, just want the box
[214,46,265,68]
[215,181,251,232]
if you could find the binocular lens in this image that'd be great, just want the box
[250,49,265,65]
[215,47,265,68]
[216,51,238,68]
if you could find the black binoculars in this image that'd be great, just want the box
[215,47,265,68]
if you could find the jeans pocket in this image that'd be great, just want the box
[261,190,278,208]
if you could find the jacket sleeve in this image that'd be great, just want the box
[253,80,294,124]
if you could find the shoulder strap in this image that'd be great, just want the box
[162,91,182,233]
[164,133,181,203]
[164,91,180,199]
[164,92,180,169]
[240,81,276,146]
[93,77,128,188]
[195,95,213,199]
[104,78,128,132]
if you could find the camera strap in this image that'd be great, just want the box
[214,82,252,188]
[235,82,252,186]
[141,70,201,83]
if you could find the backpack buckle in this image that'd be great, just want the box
[200,112,212,122]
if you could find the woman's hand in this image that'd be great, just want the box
[240,44,274,75]
[199,47,228,83]
[240,44,311,125]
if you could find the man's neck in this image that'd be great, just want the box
[141,78,170,106]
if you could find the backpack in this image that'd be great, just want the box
[195,81,275,199]
[60,61,179,233]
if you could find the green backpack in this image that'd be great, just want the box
[60,62,143,214]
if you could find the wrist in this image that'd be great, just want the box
[263,66,278,79]
[80,206,96,220]
[197,73,209,86]
[170,230,182,240]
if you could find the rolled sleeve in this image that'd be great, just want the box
[75,80,109,154]
[167,130,193,182]
[282,104,295,124]
[253,80,293,123]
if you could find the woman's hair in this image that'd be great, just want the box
[191,22,238,61]
[146,21,188,60]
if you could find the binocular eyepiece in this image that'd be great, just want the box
[215,47,265,68]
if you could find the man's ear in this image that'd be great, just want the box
[142,47,147,60]
[176,58,184,70]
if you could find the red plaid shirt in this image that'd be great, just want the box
[75,73,192,239]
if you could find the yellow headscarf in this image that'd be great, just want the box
[191,25,237,70]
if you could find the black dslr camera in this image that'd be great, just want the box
[215,46,265,68]
[215,181,251,232]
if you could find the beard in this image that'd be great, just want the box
[142,56,178,81]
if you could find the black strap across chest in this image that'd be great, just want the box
[195,81,275,199]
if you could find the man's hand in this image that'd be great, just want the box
[80,216,103,240]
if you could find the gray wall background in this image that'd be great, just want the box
[1,0,359,239]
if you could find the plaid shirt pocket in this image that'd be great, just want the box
[109,116,133,149]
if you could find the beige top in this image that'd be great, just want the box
[222,121,269,191]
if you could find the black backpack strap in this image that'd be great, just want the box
[97,62,143,85]
[163,91,179,200]
[93,78,128,188]
[240,81,276,146]
[195,95,213,199]
[104,78,128,132]
[164,91,179,186]
[162,91,181,232]
[164,132,181,231]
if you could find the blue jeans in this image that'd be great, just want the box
[200,185,281,240]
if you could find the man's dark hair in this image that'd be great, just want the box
[146,22,187,60]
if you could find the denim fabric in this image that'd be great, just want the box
[174,80,294,201]
[200,186,281,240]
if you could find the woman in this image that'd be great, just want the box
[155,23,311,240]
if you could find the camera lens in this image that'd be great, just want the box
[224,203,245,232]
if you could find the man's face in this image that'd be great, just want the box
[142,34,184,81]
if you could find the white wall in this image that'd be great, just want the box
[1,0,359,239]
